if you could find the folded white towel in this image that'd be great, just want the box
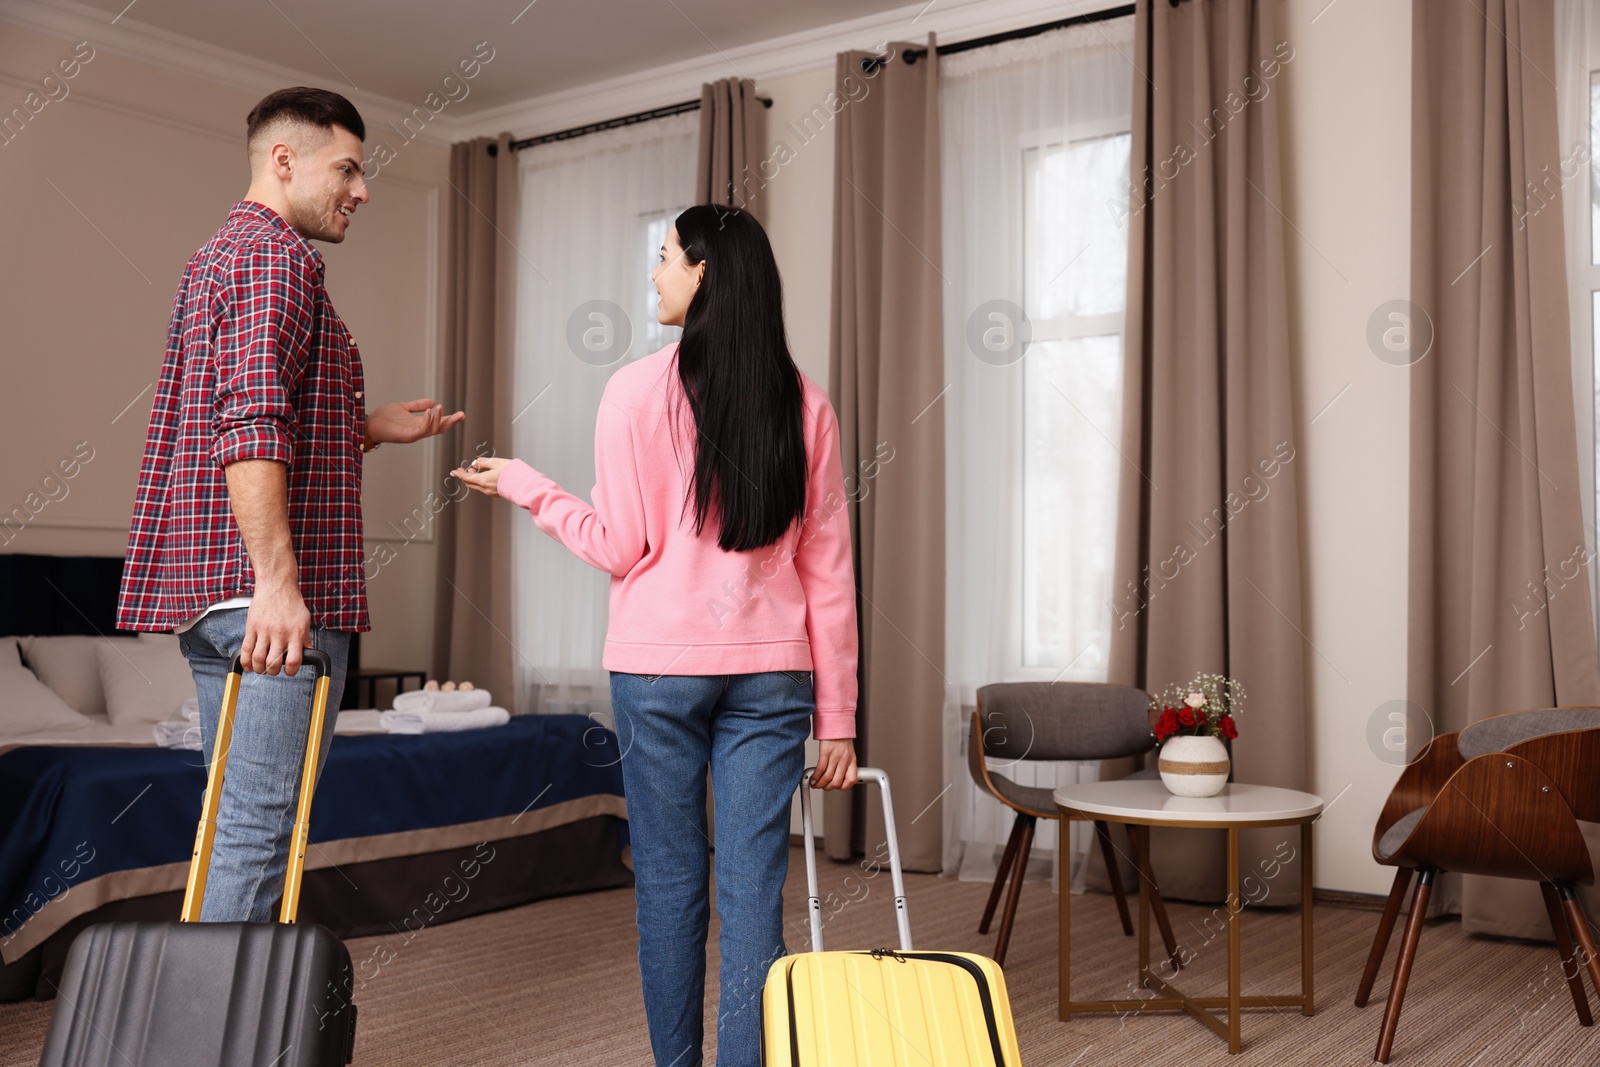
[391,689,492,714]
[153,710,202,750]
[333,710,386,734]
[378,707,510,735]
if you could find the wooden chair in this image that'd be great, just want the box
[968,682,1181,968]
[1354,707,1600,1062]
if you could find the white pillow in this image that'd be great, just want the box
[20,634,140,716]
[98,634,197,726]
[0,639,94,736]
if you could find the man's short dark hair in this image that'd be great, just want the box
[247,87,365,145]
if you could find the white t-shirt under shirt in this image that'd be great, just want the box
[174,596,254,634]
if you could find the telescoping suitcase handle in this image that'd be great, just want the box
[178,648,335,925]
[798,766,912,953]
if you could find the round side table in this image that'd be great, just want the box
[1054,780,1323,1054]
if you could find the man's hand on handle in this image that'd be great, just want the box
[240,581,311,676]
[811,739,858,791]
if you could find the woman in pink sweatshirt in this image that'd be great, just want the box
[454,205,858,1067]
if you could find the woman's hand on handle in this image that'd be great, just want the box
[452,456,510,497]
[811,739,858,791]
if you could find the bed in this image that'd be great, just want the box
[0,554,632,1002]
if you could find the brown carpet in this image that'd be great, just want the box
[3,847,1596,1065]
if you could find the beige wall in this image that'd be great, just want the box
[755,64,839,390]
[1278,0,1411,895]
[0,23,450,674]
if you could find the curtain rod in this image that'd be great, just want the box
[490,94,773,155]
[865,3,1136,72]
[491,1,1135,153]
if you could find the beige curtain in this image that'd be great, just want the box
[696,78,765,218]
[1410,0,1600,939]
[1104,0,1307,905]
[434,135,519,705]
[826,40,947,872]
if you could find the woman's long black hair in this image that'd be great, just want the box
[671,205,807,553]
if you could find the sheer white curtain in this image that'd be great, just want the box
[1556,0,1600,626]
[509,112,697,715]
[940,19,1135,887]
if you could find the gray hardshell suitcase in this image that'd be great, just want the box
[38,649,357,1066]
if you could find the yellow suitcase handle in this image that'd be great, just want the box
[178,648,335,925]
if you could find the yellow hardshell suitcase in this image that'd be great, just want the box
[762,767,1023,1066]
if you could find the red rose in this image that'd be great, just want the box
[1178,707,1196,727]
[1219,714,1238,740]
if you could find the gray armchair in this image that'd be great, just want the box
[968,682,1180,967]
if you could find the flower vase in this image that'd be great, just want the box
[1157,734,1231,797]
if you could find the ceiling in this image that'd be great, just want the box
[68,0,920,114]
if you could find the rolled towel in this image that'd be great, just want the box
[178,697,199,719]
[391,689,492,714]
[378,707,510,735]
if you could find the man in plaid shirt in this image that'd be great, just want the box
[117,88,463,922]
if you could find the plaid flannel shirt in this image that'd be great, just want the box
[117,201,369,633]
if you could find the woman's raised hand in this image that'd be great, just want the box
[810,739,858,791]
[452,456,510,497]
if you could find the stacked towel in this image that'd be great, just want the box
[154,709,202,750]
[156,701,384,745]
[153,697,505,739]
[333,710,386,734]
[378,707,510,735]
[392,688,493,714]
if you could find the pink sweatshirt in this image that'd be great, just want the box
[496,344,860,739]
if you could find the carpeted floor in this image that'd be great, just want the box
[3,847,1596,1065]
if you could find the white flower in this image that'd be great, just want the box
[1185,692,1206,709]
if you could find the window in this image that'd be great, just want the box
[642,210,686,358]
[941,16,1137,882]
[1020,127,1130,670]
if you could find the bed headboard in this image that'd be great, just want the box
[0,555,131,637]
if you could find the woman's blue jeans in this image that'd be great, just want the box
[610,670,814,1067]
[177,608,350,923]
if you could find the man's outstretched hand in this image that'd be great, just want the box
[367,399,465,446]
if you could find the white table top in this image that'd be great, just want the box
[1054,780,1324,823]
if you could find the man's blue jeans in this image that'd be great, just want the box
[611,671,814,1067]
[177,608,350,923]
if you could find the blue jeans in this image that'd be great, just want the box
[611,671,814,1067]
[177,608,350,923]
